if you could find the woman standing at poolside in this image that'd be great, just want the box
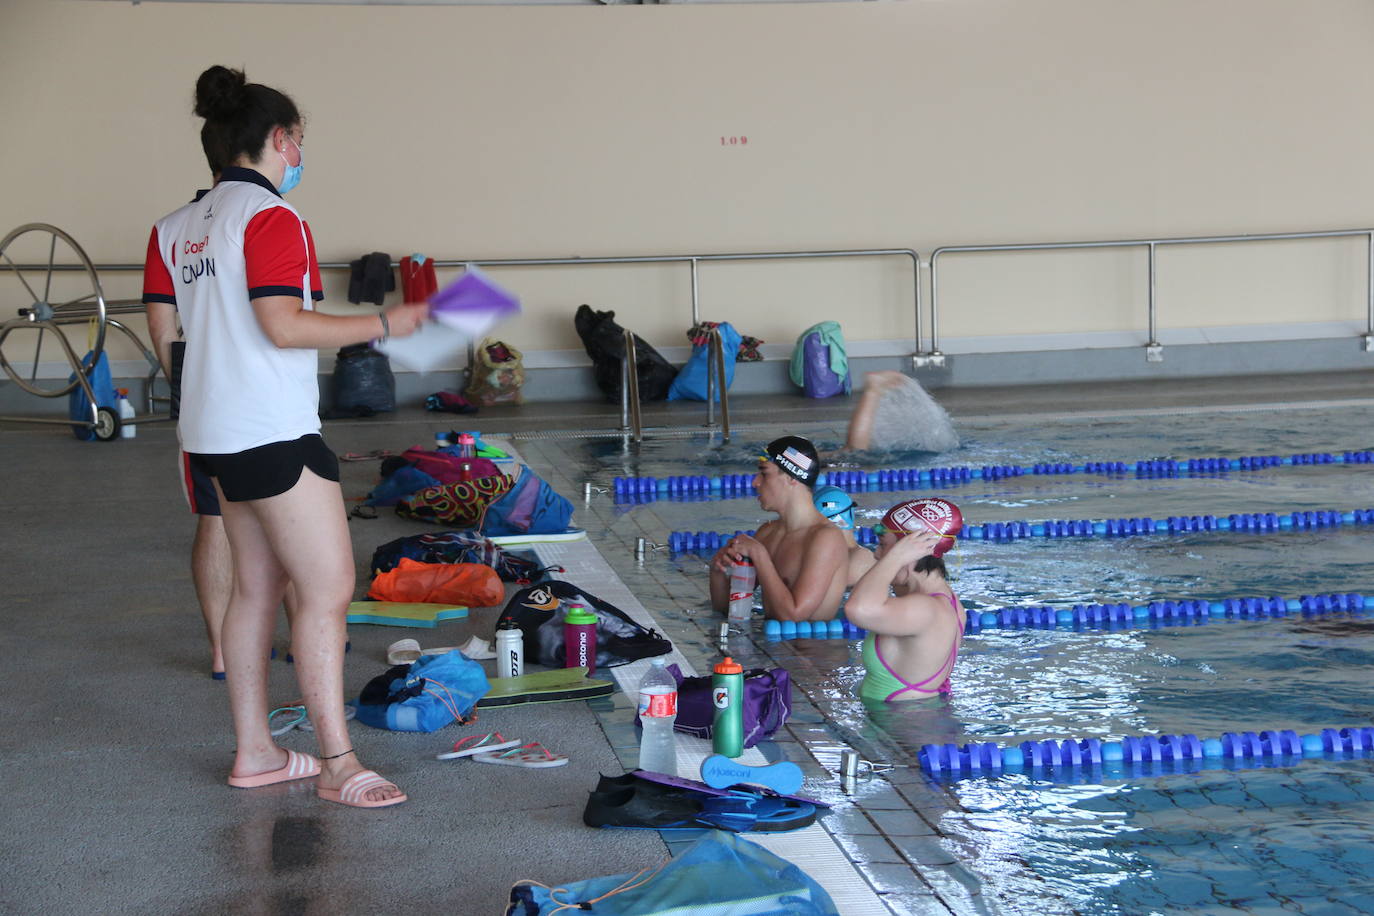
[844,498,965,703]
[142,65,427,807]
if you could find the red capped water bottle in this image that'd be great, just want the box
[637,657,678,775]
[727,558,756,626]
[457,432,476,458]
[562,603,598,676]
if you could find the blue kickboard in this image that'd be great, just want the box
[700,754,804,797]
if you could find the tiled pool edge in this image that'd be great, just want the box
[528,534,914,916]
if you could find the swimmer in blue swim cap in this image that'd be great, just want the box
[813,485,877,587]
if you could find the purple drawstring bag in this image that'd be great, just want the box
[636,663,791,749]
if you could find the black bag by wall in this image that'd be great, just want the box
[574,304,677,403]
[330,344,395,414]
[498,580,671,669]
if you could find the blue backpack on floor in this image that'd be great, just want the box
[506,830,838,916]
[668,321,743,402]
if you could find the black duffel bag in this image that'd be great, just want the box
[574,304,677,403]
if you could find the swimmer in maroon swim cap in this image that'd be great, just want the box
[845,498,967,703]
[708,436,849,624]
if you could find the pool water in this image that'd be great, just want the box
[525,403,1374,914]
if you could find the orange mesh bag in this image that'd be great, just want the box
[367,557,505,607]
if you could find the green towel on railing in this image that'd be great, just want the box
[789,321,848,387]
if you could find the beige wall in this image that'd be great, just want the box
[2,0,1372,373]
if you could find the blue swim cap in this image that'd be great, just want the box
[813,485,855,530]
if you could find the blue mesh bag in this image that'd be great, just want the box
[506,830,838,916]
[482,466,574,537]
[351,649,489,732]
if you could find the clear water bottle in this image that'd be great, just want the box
[637,658,678,775]
[457,432,476,458]
[727,558,755,625]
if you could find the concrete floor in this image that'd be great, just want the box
[2,369,1371,915]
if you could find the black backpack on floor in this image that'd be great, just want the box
[499,580,672,669]
[574,304,677,403]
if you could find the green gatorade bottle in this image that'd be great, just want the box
[712,656,745,758]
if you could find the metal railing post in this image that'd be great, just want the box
[1366,232,1374,351]
[1145,242,1162,361]
[691,258,700,327]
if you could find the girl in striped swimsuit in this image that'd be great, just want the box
[845,498,965,703]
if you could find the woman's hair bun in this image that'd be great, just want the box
[194,65,248,120]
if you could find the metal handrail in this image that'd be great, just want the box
[619,325,732,443]
[619,328,642,442]
[928,228,1374,362]
[702,327,731,443]
[12,246,926,357]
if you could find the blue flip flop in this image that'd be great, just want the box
[700,754,804,797]
[697,792,817,833]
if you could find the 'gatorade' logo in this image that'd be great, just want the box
[713,687,730,710]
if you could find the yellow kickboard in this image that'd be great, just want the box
[346,601,470,628]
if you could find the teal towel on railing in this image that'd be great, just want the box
[789,321,848,387]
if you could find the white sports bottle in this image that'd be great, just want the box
[494,619,523,679]
[637,657,678,775]
[727,558,755,625]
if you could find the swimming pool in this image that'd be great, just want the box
[523,403,1374,914]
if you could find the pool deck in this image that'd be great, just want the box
[2,369,1371,915]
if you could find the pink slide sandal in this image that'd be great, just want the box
[227,749,321,789]
[317,770,408,809]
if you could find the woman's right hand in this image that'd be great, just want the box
[382,301,430,338]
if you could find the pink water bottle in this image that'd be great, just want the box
[457,432,476,458]
[562,603,598,676]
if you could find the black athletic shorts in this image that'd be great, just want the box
[190,434,340,503]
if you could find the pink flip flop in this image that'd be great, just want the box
[472,741,568,769]
[227,748,321,789]
[317,770,408,809]
[436,732,522,760]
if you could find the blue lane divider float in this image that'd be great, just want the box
[613,450,1374,502]
[920,726,1374,780]
[762,613,867,641]
[752,594,1370,643]
[667,506,1374,552]
[966,593,1372,633]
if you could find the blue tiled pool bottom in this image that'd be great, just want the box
[516,403,1374,915]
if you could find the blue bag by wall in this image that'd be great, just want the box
[667,321,743,403]
[352,649,489,732]
[507,830,838,916]
[67,350,117,440]
[789,321,850,399]
[482,466,574,537]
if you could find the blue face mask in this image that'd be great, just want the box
[277,137,303,195]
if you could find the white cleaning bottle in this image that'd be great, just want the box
[117,388,136,439]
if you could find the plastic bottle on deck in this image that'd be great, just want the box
[117,389,135,439]
[637,658,678,775]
